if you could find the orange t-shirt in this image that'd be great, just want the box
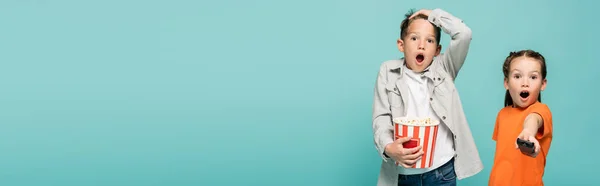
[489,102,553,186]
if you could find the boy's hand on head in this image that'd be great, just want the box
[409,9,432,19]
[515,130,541,158]
[384,136,424,168]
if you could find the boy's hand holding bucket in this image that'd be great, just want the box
[392,117,440,169]
[384,136,424,168]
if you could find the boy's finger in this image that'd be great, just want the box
[400,162,414,168]
[406,146,422,154]
[404,150,424,160]
[396,136,412,143]
[410,11,421,19]
[410,9,431,19]
[404,158,420,165]
[409,10,423,19]
[399,163,408,168]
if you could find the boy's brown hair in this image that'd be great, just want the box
[400,9,441,45]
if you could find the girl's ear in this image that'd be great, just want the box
[541,78,547,91]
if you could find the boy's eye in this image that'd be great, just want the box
[427,39,434,43]
[531,76,538,80]
[513,74,521,79]
[411,37,417,41]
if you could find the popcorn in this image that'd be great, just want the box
[393,117,440,126]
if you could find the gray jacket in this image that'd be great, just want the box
[372,8,483,186]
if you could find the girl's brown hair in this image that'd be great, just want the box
[502,49,547,107]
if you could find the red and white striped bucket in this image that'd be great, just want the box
[393,117,439,169]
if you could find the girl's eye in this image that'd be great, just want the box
[427,39,434,43]
[531,76,538,80]
[514,74,521,79]
[411,37,417,41]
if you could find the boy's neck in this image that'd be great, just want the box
[403,62,431,74]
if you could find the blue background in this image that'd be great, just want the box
[0,0,596,185]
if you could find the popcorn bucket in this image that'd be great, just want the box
[393,117,440,169]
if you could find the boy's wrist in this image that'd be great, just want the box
[427,9,443,23]
[383,143,393,158]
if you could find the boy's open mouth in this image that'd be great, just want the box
[416,54,424,63]
[519,90,530,99]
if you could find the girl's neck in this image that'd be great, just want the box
[511,101,539,110]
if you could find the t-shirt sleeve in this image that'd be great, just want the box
[529,103,553,139]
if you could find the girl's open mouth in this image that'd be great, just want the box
[519,91,530,99]
[519,90,530,102]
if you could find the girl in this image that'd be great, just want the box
[489,49,553,186]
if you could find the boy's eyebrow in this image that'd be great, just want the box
[407,32,436,38]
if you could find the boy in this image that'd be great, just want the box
[372,8,482,186]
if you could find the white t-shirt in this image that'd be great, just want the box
[397,66,455,175]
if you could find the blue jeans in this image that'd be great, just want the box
[397,158,456,186]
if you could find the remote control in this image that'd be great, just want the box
[516,138,535,154]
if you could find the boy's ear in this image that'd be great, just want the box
[397,39,404,52]
[435,45,441,56]
[504,78,509,90]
